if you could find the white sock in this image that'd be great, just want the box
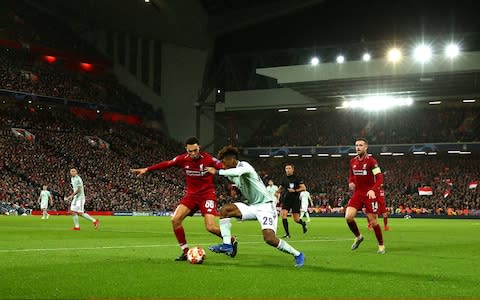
[306,212,311,221]
[81,213,96,222]
[277,239,300,256]
[73,215,79,227]
[300,211,305,218]
[220,218,232,244]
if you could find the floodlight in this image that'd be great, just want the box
[387,48,402,62]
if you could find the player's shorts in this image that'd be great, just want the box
[179,196,218,216]
[40,201,49,210]
[70,197,85,213]
[300,200,309,212]
[377,190,387,214]
[347,189,383,214]
[281,197,301,214]
[234,201,278,232]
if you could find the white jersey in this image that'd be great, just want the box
[40,190,51,208]
[40,190,51,203]
[265,184,278,201]
[300,191,311,209]
[71,175,85,200]
[218,161,275,205]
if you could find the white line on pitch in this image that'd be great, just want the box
[0,238,351,253]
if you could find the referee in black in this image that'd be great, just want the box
[276,163,308,238]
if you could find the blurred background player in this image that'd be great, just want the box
[265,179,280,214]
[367,188,390,231]
[299,188,313,223]
[131,136,237,261]
[345,138,385,254]
[38,185,52,219]
[276,164,308,238]
[65,168,99,230]
[206,146,304,267]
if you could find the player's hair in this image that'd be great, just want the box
[285,163,295,169]
[217,145,239,160]
[184,136,200,146]
[355,137,368,144]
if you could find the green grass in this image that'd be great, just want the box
[1,215,479,299]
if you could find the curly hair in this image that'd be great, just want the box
[217,145,239,160]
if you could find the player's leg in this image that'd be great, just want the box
[77,199,98,228]
[280,207,290,238]
[71,211,80,230]
[304,210,311,222]
[292,199,307,233]
[171,203,192,260]
[383,212,390,230]
[208,203,242,256]
[345,194,364,250]
[200,199,221,238]
[292,212,308,233]
[367,212,385,254]
[258,202,304,267]
[70,199,80,230]
[41,208,46,219]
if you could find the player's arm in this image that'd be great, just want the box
[295,183,306,193]
[367,163,383,199]
[309,194,313,206]
[276,182,285,196]
[66,185,81,201]
[206,163,251,177]
[348,163,356,191]
[49,193,53,206]
[131,157,178,176]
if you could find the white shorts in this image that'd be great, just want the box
[70,197,85,213]
[234,202,278,232]
[301,200,309,212]
[40,201,49,210]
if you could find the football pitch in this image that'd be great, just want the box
[1,216,479,299]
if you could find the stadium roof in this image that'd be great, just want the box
[256,51,480,104]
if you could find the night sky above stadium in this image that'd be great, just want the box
[218,0,480,53]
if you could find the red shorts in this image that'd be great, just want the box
[377,190,387,214]
[180,196,218,216]
[347,189,385,214]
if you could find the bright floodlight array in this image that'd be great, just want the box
[310,43,461,65]
[342,96,413,111]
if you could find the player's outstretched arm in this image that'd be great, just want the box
[130,168,148,177]
[205,167,217,175]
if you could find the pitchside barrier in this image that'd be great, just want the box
[28,210,479,219]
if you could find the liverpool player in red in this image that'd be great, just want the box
[346,138,385,254]
[131,136,237,261]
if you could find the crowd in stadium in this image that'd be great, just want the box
[245,108,480,147]
[1,103,479,216]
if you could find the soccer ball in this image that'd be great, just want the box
[187,246,206,264]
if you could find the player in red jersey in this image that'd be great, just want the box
[131,136,237,261]
[346,138,385,254]
[367,188,389,231]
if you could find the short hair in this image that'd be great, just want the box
[184,136,200,146]
[355,137,368,144]
[217,145,239,160]
[285,163,294,169]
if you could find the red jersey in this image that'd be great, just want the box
[147,152,223,199]
[349,154,383,192]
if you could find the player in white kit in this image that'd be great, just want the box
[65,168,99,230]
[206,146,305,267]
[38,185,52,219]
[299,189,313,222]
